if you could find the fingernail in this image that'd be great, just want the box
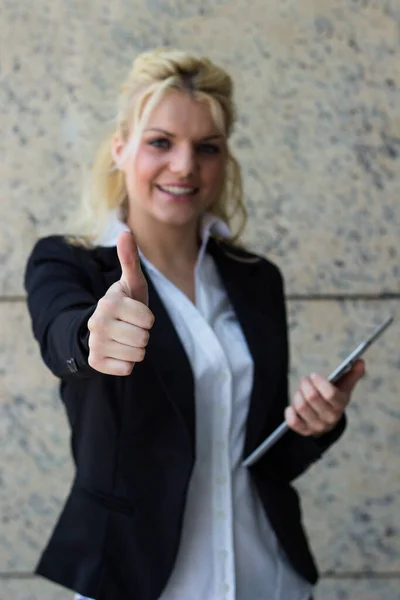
[310,372,317,379]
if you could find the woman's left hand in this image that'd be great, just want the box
[285,359,366,437]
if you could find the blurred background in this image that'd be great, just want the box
[0,1,399,599]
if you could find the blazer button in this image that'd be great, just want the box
[66,358,78,373]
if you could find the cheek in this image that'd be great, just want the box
[132,149,164,189]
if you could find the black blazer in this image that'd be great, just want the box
[24,235,345,600]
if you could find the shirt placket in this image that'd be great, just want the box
[196,270,236,600]
[212,360,235,600]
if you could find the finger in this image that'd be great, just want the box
[335,359,366,394]
[292,387,324,431]
[116,230,148,305]
[285,405,312,436]
[105,341,146,363]
[308,373,343,409]
[115,296,155,330]
[90,338,146,362]
[301,376,342,427]
[94,294,154,331]
[108,319,150,348]
[88,356,135,377]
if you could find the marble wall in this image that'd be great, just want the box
[1,0,399,598]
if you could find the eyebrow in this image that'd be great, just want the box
[144,127,222,141]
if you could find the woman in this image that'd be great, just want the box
[25,49,364,600]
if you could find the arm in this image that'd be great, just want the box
[25,232,154,381]
[253,266,347,482]
[24,236,97,380]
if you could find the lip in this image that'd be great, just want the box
[155,184,199,199]
[156,183,199,189]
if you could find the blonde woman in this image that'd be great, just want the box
[25,49,364,600]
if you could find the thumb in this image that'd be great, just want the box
[336,359,366,394]
[116,230,148,305]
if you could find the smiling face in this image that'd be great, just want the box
[112,90,227,232]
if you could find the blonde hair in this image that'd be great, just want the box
[69,49,247,246]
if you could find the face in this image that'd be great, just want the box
[113,90,227,231]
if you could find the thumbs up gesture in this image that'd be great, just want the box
[87,231,155,376]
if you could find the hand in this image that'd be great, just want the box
[285,359,366,437]
[87,231,155,376]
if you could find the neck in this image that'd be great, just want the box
[127,213,201,275]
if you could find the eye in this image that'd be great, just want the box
[197,143,220,155]
[148,137,171,150]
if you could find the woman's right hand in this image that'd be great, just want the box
[87,231,155,376]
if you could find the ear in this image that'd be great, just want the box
[111,132,125,170]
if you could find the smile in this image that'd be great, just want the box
[156,184,199,197]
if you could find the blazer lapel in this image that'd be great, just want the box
[145,273,195,455]
[98,239,285,459]
[207,238,287,457]
[100,248,195,456]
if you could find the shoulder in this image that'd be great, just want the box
[24,235,101,286]
[28,235,89,259]
[25,235,119,288]
[214,239,284,285]
[26,235,107,269]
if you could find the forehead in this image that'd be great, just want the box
[145,90,221,139]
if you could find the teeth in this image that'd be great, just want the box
[159,185,196,195]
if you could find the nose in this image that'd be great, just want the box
[169,143,196,178]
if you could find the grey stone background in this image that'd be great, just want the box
[0,0,399,598]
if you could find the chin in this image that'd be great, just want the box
[152,204,203,228]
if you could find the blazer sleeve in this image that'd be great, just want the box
[254,264,346,483]
[24,236,98,381]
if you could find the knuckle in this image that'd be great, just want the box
[98,295,117,315]
[88,352,100,370]
[330,409,343,425]
[134,348,146,362]
[138,329,150,347]
[148,311,156,328]
[118,362,134,376]
[296,397,307,412]
[302,382,315,398]
[97,314,110,334]
[141,308,155,329]
[326,412,338,425]
[89,310,108,333]
[323,388,334,401]
[285,409,295,427]
[290,414,300,427]
[287,408,299,427]
[88,312,100,331]
[290,416,304,433]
